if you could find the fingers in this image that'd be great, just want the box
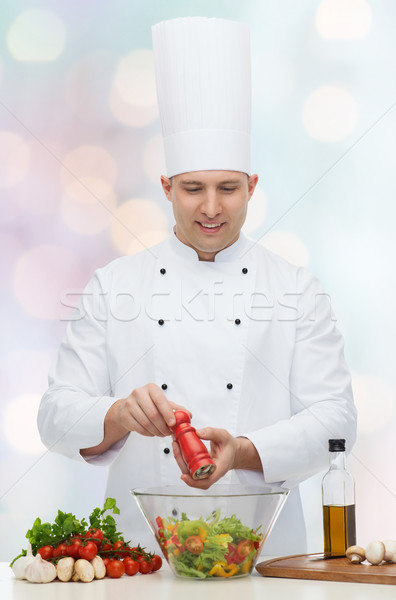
[195,427,229,443]
[171,441,189,475]
[169,402,193,419]
[120,384,174,437]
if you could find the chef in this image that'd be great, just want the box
[38,17,356,555]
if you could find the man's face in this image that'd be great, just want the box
[161,170,259,261]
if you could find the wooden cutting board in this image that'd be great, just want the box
[256,553,396,585]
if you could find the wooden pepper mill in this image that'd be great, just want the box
[171,410,216,480]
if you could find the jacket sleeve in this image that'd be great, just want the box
[243,267,357,488]
[37,269,128,464]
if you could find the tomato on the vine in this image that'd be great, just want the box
[85,528,103,547]
[139,559,153,574]
[79,541,98,561]
[102,557,110,569]
[100,538,112,552]
[106,559,125,578]
[37,546,53,560]
[66,538,83,558]
[150,555,162,572]
[53,543,68,558]
[123,557,139,576]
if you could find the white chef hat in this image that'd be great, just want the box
[152,17,251,177]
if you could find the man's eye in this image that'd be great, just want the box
[186,188,201,193]
[222,187,237,192]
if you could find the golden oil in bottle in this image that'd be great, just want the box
[322,439,356,556]
[323,504,356,555]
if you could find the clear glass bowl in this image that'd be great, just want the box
[132,484,289,580]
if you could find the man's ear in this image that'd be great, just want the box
[248,174,259,199]
[161,175,172,202]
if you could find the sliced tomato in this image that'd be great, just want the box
[185,536,203,555]
[237,540,254,559]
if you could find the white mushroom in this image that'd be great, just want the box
[74,559,95,583]
[365,541,385,565]
[56,557,75,582]
[346,545,366,564]
[90,555,106,579]
[383,540,396,562]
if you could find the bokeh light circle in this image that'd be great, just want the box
[3,393,46,454]
[12,245,85,320]
[352,374,395,433]
[0,233,24,290]
[0,132,30,188]
[61,177,117,235]
[110,199,169,255]
[302,85,358,142]
[60,145,118,189]
[259,231,310,267]
[243,186,267,234]
[6,8,66,61]
[316,0,372,40]
[109,50,158,127]
[113,50,157,107]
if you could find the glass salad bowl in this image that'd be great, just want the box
[132,484,289,580]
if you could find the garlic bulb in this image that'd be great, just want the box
[12,544,35,580]
[24,554,57,583]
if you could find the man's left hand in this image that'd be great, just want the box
[172,427,261,490]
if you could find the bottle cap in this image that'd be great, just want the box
[329,439,346,452]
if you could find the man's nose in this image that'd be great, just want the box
[200,191,222,218]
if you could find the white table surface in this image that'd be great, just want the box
[2,558,395,599]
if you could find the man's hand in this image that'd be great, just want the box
[81,383,191,456]
[172,427,262,490]
[112,383,191,437]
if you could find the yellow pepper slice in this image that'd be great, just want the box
[241,559,252,573]
[209,562,238,578]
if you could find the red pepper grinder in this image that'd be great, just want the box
[171,410,216,480]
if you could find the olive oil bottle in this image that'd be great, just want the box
[322,439,356,556]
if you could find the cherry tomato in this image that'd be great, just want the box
[37,546,53,560]
[112,540,125,554]
[185,536,204,555]
[237,540,254,558]
[79,541,98,561]
[106,559,125,578]
[123,557,139,576]
[102,557,110,569]
[53,543,68,557]
[150,554,162,572]
[100,538,112,552]
[85,528,103,547]
[139,559,153,574]
[66,539,83,558]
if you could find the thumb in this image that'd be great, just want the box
[195,427,223,441]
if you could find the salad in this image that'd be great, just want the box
[155,510,263,579]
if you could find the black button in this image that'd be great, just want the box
[227,383,233,390]
[160,268,166,275]
[242,267,248,274]
[158,319,164,326]
[161,383,168,390]
[163,447,170,455]
[235,319,241,325]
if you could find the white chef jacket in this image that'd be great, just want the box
[38,231,356,555]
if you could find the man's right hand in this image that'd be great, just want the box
[112,383,192,437]
[80,383,191,457]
